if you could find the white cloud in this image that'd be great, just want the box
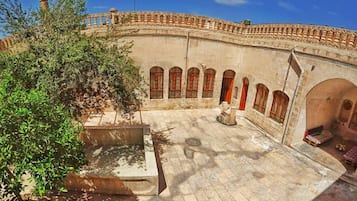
[278,1,298,12]
[214,0,248,6]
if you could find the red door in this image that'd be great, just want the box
[239,77,249,110]
[220,70,235,104]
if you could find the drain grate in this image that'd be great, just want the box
[185,138,202,146]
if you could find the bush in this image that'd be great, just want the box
[0,76,86,199]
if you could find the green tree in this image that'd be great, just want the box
[0,0,145,117]
[0,76,86,200]
[0,0,145,199]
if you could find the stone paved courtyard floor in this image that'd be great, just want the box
[4,108,356,201]
[135,108,355,201]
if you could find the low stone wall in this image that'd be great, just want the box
[66,122,159,195]
[80,126,145,146]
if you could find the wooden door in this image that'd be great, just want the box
[220,70,235,104]
[239,77,249,110]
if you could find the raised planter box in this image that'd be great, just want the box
[65,113,158,195]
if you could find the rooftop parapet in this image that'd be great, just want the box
[245,24,357,50]
[1,10,357,52]
[83,11,248,34]
[83,11,357,51]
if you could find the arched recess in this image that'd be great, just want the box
[220,70,235,104]
[239,77,249,110]
[339,99,353,123]
[150,66,164,99]
[306,78,356,130]
[300,78,357,174]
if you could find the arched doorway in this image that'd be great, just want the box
[239,77,249,110]
[306,79,356,130]
[299,78,357,174]
[220,70,235,104]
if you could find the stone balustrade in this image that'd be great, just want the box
[1,11,356,52]
[244,24,357,50]
[83,11,357,51]
[84,11,247,35]
[0,36,13,51]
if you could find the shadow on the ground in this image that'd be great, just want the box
[318,134,357,175]
[151,127,174,156]
[43,191,139,201]
[313,178,357,201]
[36,128,173,200]
[300,131,357,201]
[151,128,174,194]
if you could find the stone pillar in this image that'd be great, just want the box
[39,0,48,10]
[109,8,118,24]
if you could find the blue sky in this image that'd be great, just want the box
[12,0,357,32]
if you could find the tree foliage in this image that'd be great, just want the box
[0,0,145,199]
[0,76,86,199]
[0,0,145,117]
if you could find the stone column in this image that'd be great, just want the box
[109,8,118,24]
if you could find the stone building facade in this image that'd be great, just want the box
[1,10,357,155]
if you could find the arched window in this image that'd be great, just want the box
[169,67,182,98]
[186,68,200,98]
[253,84,269,114]
[150,67,164,99]
[202,68,216,98]
[339,99,353,122]
[270,91,289,123]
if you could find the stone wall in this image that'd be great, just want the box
[1,10,356,146]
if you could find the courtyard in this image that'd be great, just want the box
[2,108,356,201]
[134,108,355,201]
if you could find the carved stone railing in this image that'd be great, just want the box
[83,11,357,51]
[244,24,357,50]
[83,11,248,35]
[0,36,14,51]
[1,11,357,53]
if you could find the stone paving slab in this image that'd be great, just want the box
[3,108,354,201]
[136,108,343,201]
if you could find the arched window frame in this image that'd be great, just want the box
[253,84,269,114]
[150,67,164,99]
[270,91,289,123]
[169,67,182,98]
[202,68,216,98]
[186,67,200,98]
